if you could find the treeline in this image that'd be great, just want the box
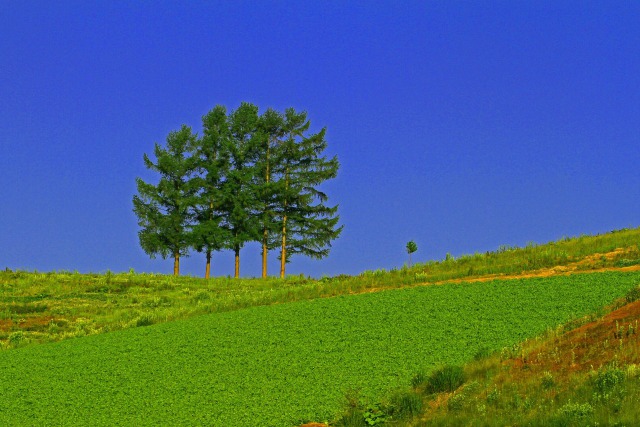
[132,102,342,278]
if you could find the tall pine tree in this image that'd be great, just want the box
[190,106,231,279]
[221,102,261,278]
[255,108,285,278]
[132,125,199,276]
[274,108,342,277]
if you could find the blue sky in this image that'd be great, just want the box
[1,2,638,278]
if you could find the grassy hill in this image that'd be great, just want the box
[0,226,639,425]
[2,227,639,350]
[1,272,640,426]
[329,282,640,427]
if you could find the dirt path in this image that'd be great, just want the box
[432,249,640,286]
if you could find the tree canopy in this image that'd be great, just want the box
[132,103,341,277]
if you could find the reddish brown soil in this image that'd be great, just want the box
[505,299,640,385]
[433,248,640,286]
[0,316,55,333]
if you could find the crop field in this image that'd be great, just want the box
[1,271,639,426]
[2,227,639,351]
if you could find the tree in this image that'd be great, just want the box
[133,125,199,276]
[191,106,231,279]
[274,108,342,278]
[406,240,418,268]
[255,108,285,278]
[221,102,262,278]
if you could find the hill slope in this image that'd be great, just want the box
[1,272,640,426]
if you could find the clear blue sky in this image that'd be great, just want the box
[1,2,638,278]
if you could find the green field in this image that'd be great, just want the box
[1,271,639,426]
[2,227,639,351]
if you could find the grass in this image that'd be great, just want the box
[2,226,639,350]
[1,271,640,426]
[331,282,640,427]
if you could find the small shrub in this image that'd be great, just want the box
[542,371,555,389]
[426,365,466,393]
[135,314,156,327]
[486,387,500,406]
[388,390,422,419]
[8,331,26,347]
[410,371,427,389]
[335,410,366,427]
[558,401,594,419]
[624,285,640,303]
[594,365,625,393]
[447,392,466,411]
[615,259,640,268]
[362,403,387,426]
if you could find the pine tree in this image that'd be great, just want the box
[255,108,285,278]
[191,106,231,278]
[221,102,262,278]
[132,125,199,276]
[274,108,342,277]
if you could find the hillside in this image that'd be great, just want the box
[1,227,639,425]
[327,284,640,426]
[2,227,639,350]
[1,271,640,426]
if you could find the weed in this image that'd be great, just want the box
[426,365,466,394]
[557,401,594,420]
[486,387,500,406]
[542,371,555,389]
[410,371,426,389]
[388,389,422,419]
[135,314,156,327]
[594,364,625,394]
[447,392,466,411]
[624,285,640,303]
[474,346,492,361]
[362,403,386,426]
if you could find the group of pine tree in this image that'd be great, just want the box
[132,102,342,278]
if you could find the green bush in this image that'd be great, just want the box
[541,371,555,389]
[624,285,640,303]
[557,401,594,420]
[410,371,426,389]
[388,390,422,419]
[594,365,625,393]
[426,365,466,393]
[447,392,466,411]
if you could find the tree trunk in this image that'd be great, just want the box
[262,237,268,279]
[280,170,289,279]
[234,246,240,278]
[173,251,180,276]
[280,215,287,278]
[262,145,270,279]
[205,250,211,279]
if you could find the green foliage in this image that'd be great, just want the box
[410,371,427,389]
[624,284,640,303]
[426,365,466,393]
[541,371,555,389]
[388,389,423,419]
[594,364,625,394]
[133,125,200,274]
[406,240,418,268]
[557,401,594,420]
[362,403,387,425]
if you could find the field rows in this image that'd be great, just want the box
[1,271,639,426]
